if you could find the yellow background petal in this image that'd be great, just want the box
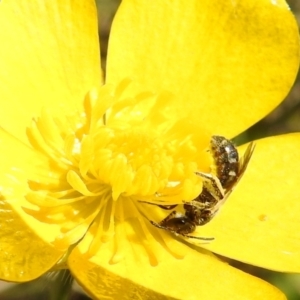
[0,129,64,281]
[68,222,285,300]
[0,0,101,143]
[107,0,299,137]
[198,134,300,272]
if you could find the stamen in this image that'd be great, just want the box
[26,191,84,208]
[24,80,211,266]
[66,170,97,196]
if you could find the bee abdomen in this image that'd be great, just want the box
[210,135,239,189]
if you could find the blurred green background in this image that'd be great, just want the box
[1,0,300,299]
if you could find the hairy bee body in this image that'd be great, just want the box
[150,136,255,240]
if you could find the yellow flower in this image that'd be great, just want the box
[0,0,299,299]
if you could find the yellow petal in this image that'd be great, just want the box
[107,0,299,137]
[0,129,64,281]
[198,134,300,272]
[68,225,286,300]
[0,0,101,143]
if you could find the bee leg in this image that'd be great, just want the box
[158,204,177,210]
[195,171,225,200]
[138,200,177,210]
[183,234,215,241]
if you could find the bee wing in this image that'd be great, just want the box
[238,141,256,177]
[211,141,255,212]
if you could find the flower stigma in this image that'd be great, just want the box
[23,80,213,266]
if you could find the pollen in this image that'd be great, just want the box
[24,80,211,265]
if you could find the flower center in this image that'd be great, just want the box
[25,80,212,265]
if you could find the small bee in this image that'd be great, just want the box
[150,136,255,240]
